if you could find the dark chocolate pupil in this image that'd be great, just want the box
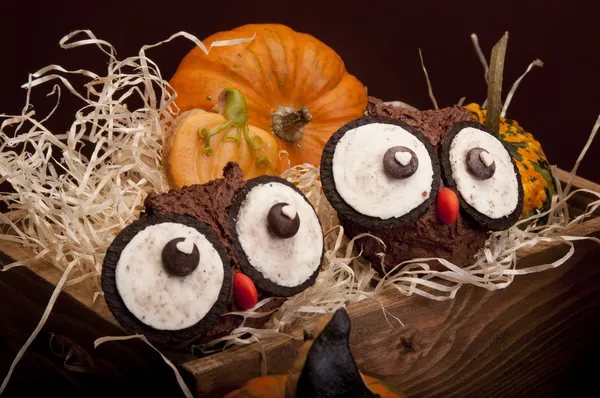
[466,147,495,180]
[267,202,300,239]
[161,237,200,277]
[383,146,418,179]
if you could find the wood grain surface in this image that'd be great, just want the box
[185,216,600,397]
[0,243,117,326]
[0,252,195,397]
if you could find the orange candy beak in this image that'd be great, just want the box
[437,188,459,224]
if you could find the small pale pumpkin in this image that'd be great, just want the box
[169,24,368,172]
[164,88,278,189]
[466,103,556,219]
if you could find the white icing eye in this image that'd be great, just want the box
[231,177,324,297]
[321,119,439,228]
[115,222,224,330]
[441,122,523,230]
[102,213,231,343]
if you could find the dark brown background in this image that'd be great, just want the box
[0,0,598,181]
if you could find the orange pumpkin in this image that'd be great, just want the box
[164,88,278,188]
[170,24,368,172]
[223,375,287,398]
[223,374,405,398]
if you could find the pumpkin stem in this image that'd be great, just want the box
[272,106,313,144]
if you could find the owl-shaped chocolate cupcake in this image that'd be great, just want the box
[102,163,324,345]
[320,97,523,273]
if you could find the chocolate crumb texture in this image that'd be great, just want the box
[145,162,245,270]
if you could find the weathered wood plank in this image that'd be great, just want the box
[0,252,194,397]
[0,243,116,326]
[557,168,600,193]
[557,168,600,219]
[185,225,600,397]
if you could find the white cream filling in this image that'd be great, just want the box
[395,151,412,166]
[332,123,434,219]
[449,127,519,219]
[235,183,323,288]
[480,151,494,167]
[176,238,194,254]
[115,222,224,331]
[281,204,297,220]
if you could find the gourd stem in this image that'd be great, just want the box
[485,32,509,135]
[271,106,312,144]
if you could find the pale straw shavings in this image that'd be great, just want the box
[0,29,254,395]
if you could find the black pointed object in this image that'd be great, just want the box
[296,308,380,398]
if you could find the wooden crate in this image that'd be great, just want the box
[2,168,600,397]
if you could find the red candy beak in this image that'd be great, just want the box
[437,188,459,224]
[234,272,258,310]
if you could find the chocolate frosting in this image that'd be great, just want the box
[367,97,474,146]
[144,162,282,344]
[145,162,245,270]
[343,97,489,271]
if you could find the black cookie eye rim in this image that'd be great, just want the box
[228,175,325,297]
[320,116,440,230]
[101,212,232,347]
[439,121,524,231]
